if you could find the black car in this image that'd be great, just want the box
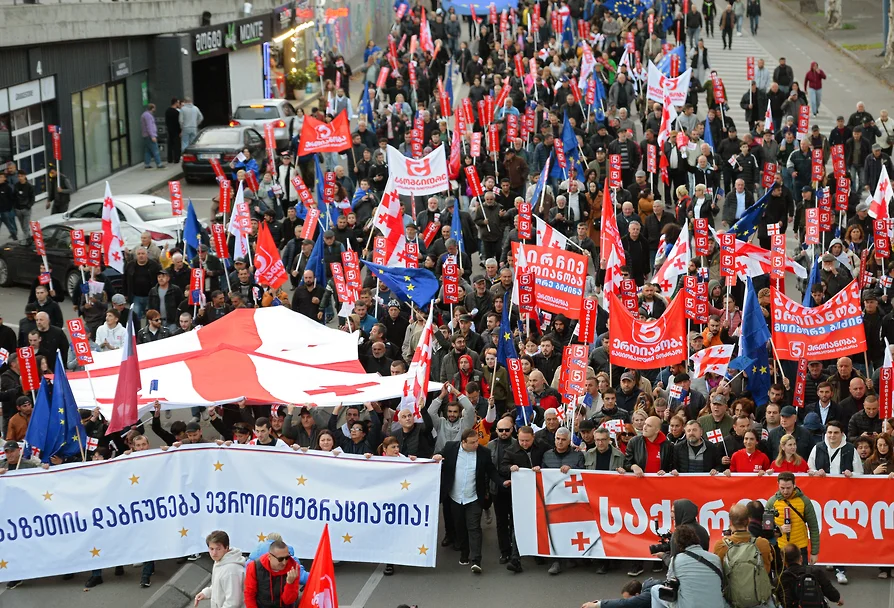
[0,219,142,301]
[181,126,265,183]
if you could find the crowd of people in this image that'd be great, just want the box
[2,0,893,603]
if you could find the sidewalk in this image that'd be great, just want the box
[768,0,894,90]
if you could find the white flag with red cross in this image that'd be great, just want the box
[652,222,690,294]
[706,428,724,444]
[690,344,735,378]
[535,215,568,250]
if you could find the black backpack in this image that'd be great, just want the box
[790,569,825,608]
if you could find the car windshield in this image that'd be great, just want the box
[136,203,174,221]
[234,106,279,120]
[194,130,242,146]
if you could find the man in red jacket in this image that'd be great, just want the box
[244,539,301,608]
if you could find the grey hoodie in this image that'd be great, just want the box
[200,547,245,608]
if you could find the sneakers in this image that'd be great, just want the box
[835,570,848,585]
[506,560,523,573]
[879,571,889,579]
[6,580,22,589]
[140,579,151,588]
[548,561,563,575]
[84,576,103,588]
[499,554,510,565]
[736,31,743,36]
[187,553,200,561]
[459,558,470,566]
[595,563,608,575]
[652,561,665,572]
[627,566,644,577]
[471,563,482,574]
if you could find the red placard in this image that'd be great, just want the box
[263,123,277,154]
[168,180,183,217]
[189,268,205,305]
[341,250,361,298]
[30,222,46,256]
[646,145,657,174]
[511,243,588,318]
[245,171,260,194]
[290,175,313,205]
[49,126,62,161]
[835,176,850,212]
[330,263,352,304]
[683,275,709,323]
[762,162,777,189]
[719,232,736,277]
[693,218,710,256]
[882,364,894,420]
[578,298,598,344]
[506,114,519,140]
[301,208,321,240]
[67,318,94,366]
[770,233,786,280]
[619,279,639,318]
[470,132,482,157]
[218,179,232,215]
[485,96,494,126]
[489,2,497,23]
[518,202,532,240]
[554,140,567,169]
[487,124,499,153]
[210,224,230,260]
[73,245,88,266]
[17,347,39,393]
[372,237,387,265]
[422,219,440,247]
[517,271,536,316]
[648,13,654,34]
[805,207,820,245]
[71,229,85,247]
[442,261,460,304]
[831,144,846,178]
[314,51,324,77]
[875,219,891,258]
[811,148,825,182]
[404,241,419,268]
[209,158,225,181]
[506,358,530,407]
[462,98,474,126]
[608,154,622,188]
[86,245,102,267]
[464,166,484,196]
[793,358,808,408]
[746,57,755,81]
[797,105,810,139]
[514,54,525,78]
[710,73,726,105]
[376,66,390,89]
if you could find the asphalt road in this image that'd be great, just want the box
[6,1,894,606]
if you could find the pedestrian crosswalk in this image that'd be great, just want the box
[696,28,837,136]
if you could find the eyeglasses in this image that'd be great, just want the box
[268,553,290,562]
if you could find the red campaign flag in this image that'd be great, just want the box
[770,233,786,281]
[517,270,536,316]
[49,126,62,161]
[301,208,321,240]
[487,124,500,153]
[506,358,530,407]
[719,232,736,277]
[797,105,810,138]
[465,165,484,196]
[762,162,777,189]
[470,132,482,157]
[514,54,525,78]
[485,96,495,126]
[811,148,825,182]
[298,112,352,155]
[245,171,260,194]
[408,62,417,88]
[462,98,474,126]
[607,292,686,370]
[805,207,820,245]
[168,180,183,216]
[578,298,598,344]
[669,54,680,79]
[506,114,519,140]
[793,358,808,409]
[189,268,205,305]
[438,80,452,119]
[210,224,230,260]
[17,347,40,393]
[254,223,288,289]
[529,57,538,79]
[30,221,46,256]
[881,364,894,421]
[376,66,390,89]
[218,179,232,215]
[771,279,867,360]
[330,262,352,304]
[746,57,755,81]
[489,2,498,23]
[495,84,511,112]
[341,250,361,296]
[585,80,596,106]
[646,145,657,174]
[554,139,567,169]
[291,175,314,205]
[313,51,324,77]
[569,79,581,103]
[296,526,337,608]
[421,218,440,246]
[105,317,141,435]
[875,219,891,258]
[693,218,710,256]
[835,176,850,212]
[711,73,726,104]
[67,318,94,366]
[648,12,654,34]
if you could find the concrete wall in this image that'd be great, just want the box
[0,0,281,48]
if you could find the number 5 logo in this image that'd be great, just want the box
[790,341,805,359]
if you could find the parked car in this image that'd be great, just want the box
[42,195,179,248]
[229,98,298,150]
[181,126,265,183]
[0,219,142,300]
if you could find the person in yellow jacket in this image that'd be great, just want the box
[766,472,820,566]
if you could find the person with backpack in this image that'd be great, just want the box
[778,543,842,608]
[766,472,820,567]
[649,526,726,608]
[713,504,775,608]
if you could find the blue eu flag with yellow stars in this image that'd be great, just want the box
[24,354,87,463]
[727,188,771,242]
[496,292,518,366]
[740,276,772,406]
[604,0,643,19]
[362,260,440,307]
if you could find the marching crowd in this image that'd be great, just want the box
[1,0,893,605]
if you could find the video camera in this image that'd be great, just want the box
[649,519,672,555]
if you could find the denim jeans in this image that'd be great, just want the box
[0,211,17,239]
[131,295,149,328]
[736,15,743,32]
[750,14,759,34]
[181,128,198,152]
[15,208,31,237]
[687,27,701,48]
[808,88,822,114]
[141,561,154,582]
[143,137,162,168]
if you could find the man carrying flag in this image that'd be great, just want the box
[106,316,142,435]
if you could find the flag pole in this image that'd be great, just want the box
[768,337,786,385]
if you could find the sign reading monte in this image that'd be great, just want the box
[191,16,271,59]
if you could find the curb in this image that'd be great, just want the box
[143,171,184,196]
[766,0,894,93]
[140,559,212,608]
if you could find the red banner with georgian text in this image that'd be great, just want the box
[607,292,686,369]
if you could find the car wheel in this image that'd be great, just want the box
[0,258,9,287]
[66,270,81,301]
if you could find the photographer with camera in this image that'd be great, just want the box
[713,504,775,608]
[778,543,843,608]
[650,526,726,608]
[766,473,821,567]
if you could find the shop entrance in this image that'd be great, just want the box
[192,54,230,126]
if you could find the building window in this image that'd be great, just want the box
[71,84,114,187]
[5,104,47,200]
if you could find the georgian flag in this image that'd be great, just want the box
[600,419,625,437]
[882,275,893,288]
[735,240,807,279]
[538,48,550,62]
[101,182,125,273]
[603,243,624,298]
[690,344,735,378]
[669,384,683,399]
[767,222,781,236]
[764,100,774,133]
[870,164,894,224]
[398,305,434,421]
[652,222,690,294]
[706,429,725,444]
[535,215,568,250]
[656,88,678,149]
[228,183,252,261]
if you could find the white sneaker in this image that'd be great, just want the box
[836,571,848,585]
[736,31,742,36]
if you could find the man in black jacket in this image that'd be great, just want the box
[0,173,15,240]
[670,420,724,475]
[147,269,184,330]
[434,428,507,574]
[291,270,325,322]
[0,354,23,436]
[622,416,673,475]
[165,98,181,164]
[779,543,841,608]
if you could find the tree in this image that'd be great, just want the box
[885,1,894,69]
[827,0,842,29]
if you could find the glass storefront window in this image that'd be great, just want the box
[2,103,47,199]
[71,95,86,187]
[71,81,129,187]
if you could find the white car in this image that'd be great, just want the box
[41,194,182,247]
[229,98,298,150]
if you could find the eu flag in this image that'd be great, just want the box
[740,276,771,406]
[450,203,465,255]
[604,0,643,18]
[561,112,586,179]
[51,353,87,461]
[362,260,440,306]
[703,117,715,150]
[359,85,375,124]
[445,60,454,107]
[656,45,688,76]
[302,232,327,286]
[561,16,574,46]
[183,199,203,261]
[23,379,52,462]
[727,189,771,241]
[531,156,551,205]
[802,257,822,306]
[496,292,518,366]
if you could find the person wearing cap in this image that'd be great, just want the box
[845,125,872,192]
[0,440,47,475]
[698,393,735,440]
[502,146,529,196]
[465,276,495,333]
[148,268,184,332]
[864,141,893,195]
[768,405,816,460]
[819,252,849,297]
[5,395,31,442]
[191,244,225,297]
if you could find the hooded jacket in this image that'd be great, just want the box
[244,553,301,608]
[767,486,820,555]
[200,547,246,608]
